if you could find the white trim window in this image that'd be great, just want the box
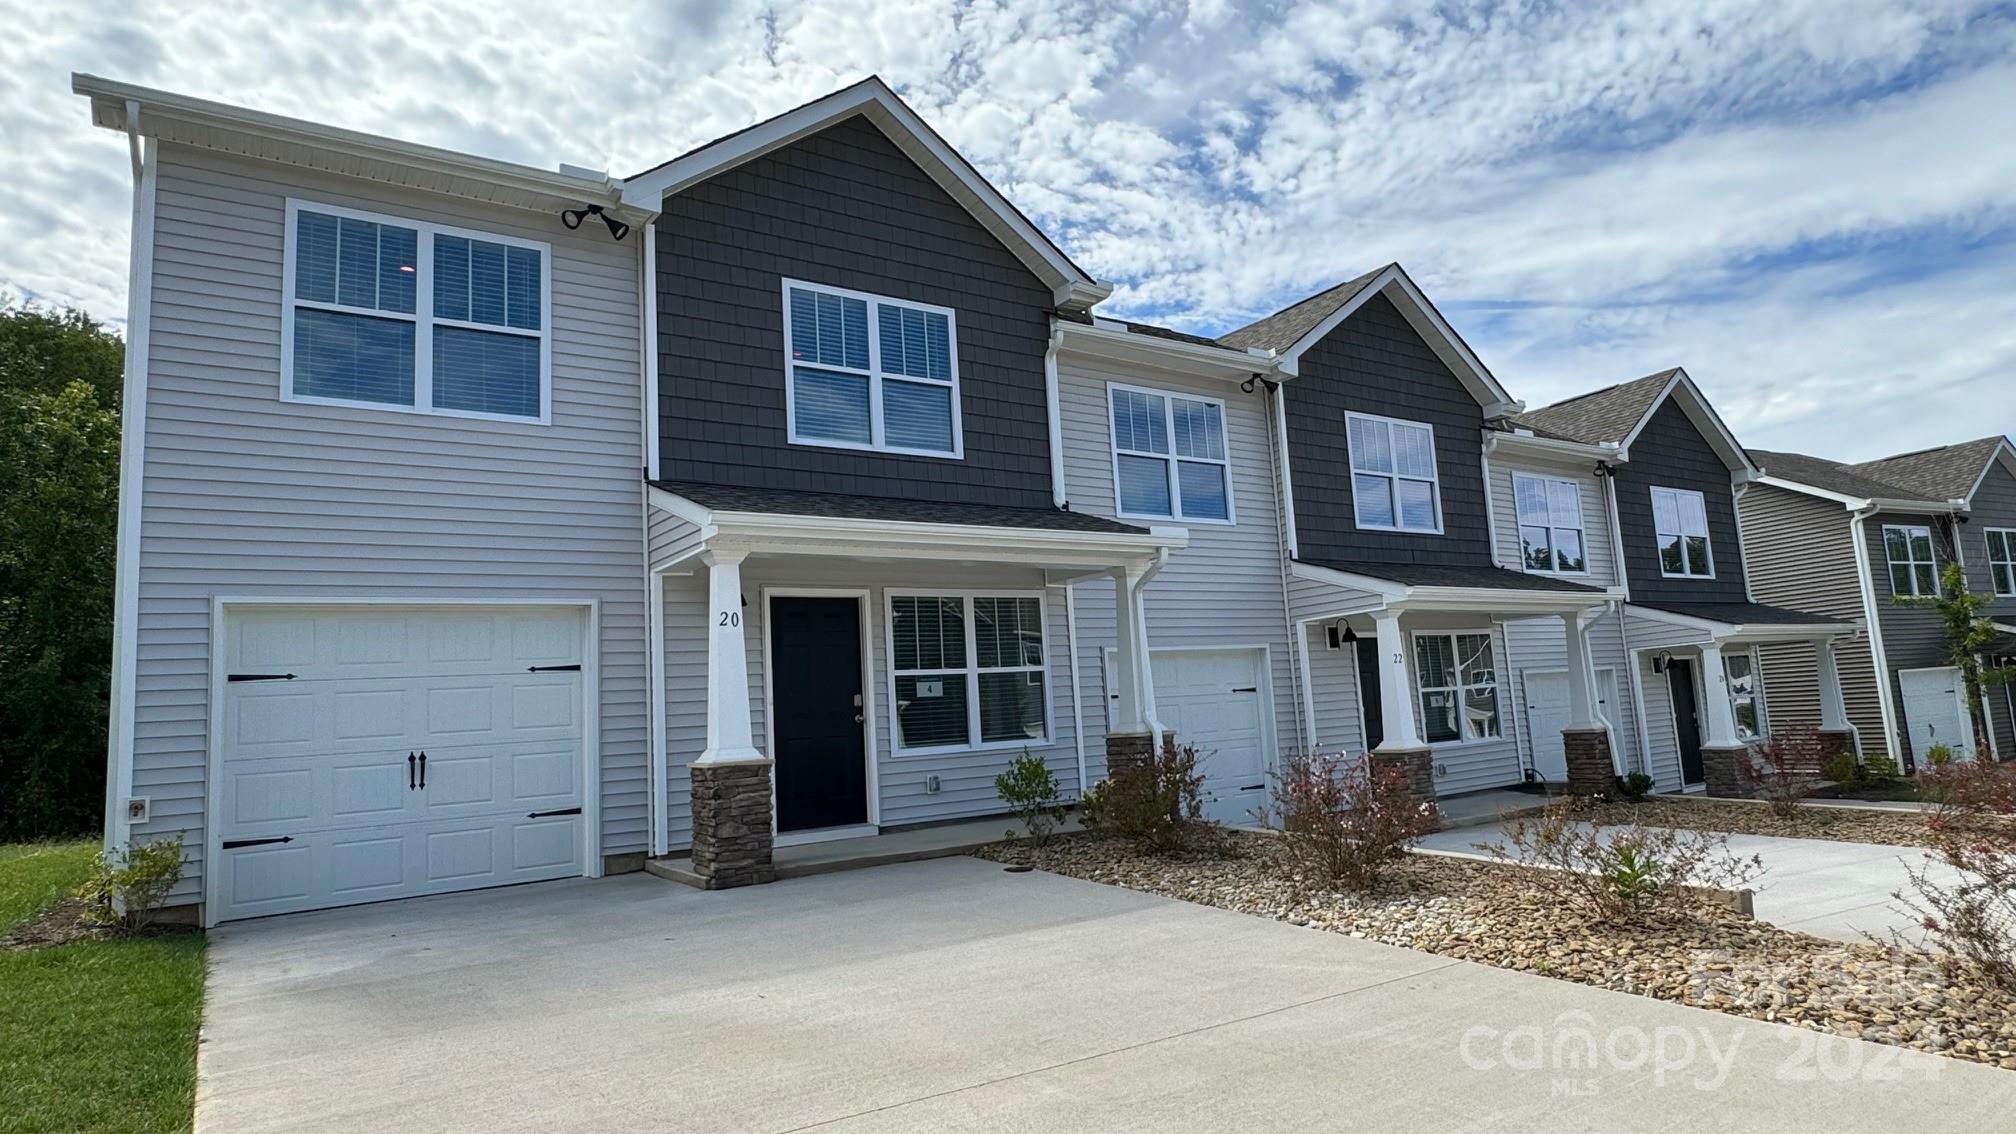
[1884,524,1939,597]
[1986,528,2016,597]
[282,199,551,423]
[1726,650,1764,741]
[782,279,962,458]
[1108,384,1233,523]
[1413,631,1501,744]
[1513,474,1588,574]
[1347,412,1442,533]
[888,593,1048,753]
[1650,487,1713,578]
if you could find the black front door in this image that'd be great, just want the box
[770,597,868,832]
[1355,636,1385,751]
[1668,659,1705,785]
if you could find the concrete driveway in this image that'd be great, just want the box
[200,858,2013,1133]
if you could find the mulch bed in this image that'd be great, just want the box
[1,897,192,951]
[975,830,2016,1071]
[1597,798,1950,848]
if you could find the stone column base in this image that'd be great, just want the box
[1816,730,1857,762]
[1371,747,1437,815]
[1561,728,1617,796]
[690,760,776,889]
[1104,732,1156,780]
[1701,745,1752,799]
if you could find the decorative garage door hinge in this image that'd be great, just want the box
[221,836,295,849]
[527,664,582,673]
[227,673,298,682]
[526,807,583,819]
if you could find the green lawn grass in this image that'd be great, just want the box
[0,840,205,1134]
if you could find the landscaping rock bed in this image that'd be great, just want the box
[975,830,2016,1071]
[1598,798,1946,847]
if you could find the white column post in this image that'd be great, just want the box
[1696,642,1742,749]
[1562,612,1603,731]
[1372,610,1425,751]
[1110,567,1147,735]
[696,547,764,765]
[1132,580,1165,747]
[1815,638,1852,733]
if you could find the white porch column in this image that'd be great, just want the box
[1562,612,1603,731]
[1372,610,1425,751]
[1696,642,1743,749]
[1815,639,1852,733]
[696,548,763,765]
[1110,566,1147,736]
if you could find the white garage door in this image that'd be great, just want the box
[214,606,588,922]
[1150,650,1270,825]
[1900,666,1973,763]
[1523,669,1620,784]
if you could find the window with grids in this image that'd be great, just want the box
[1347,413,1441,533]
[1412,632,1501,744]
[1726,651,1763,740]
[1987,529,2016,597]
[1109,385,1232,522]
[784,280,959,456]
[1513,474,1588,574]
[1885,524,1939,597]
[1651,487,1713,577]
[285,202,547,421]
[889,595,1046,751]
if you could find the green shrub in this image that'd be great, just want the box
[1821,752,1862,785]
[1613,772,1654,800]
[76,835,184,932]
[994,750,1067,847]
[1862,753,1903,782]
[1081,742,1218,856]
[1928,743,1956,768]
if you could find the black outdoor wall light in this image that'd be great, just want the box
[561,204,630,241]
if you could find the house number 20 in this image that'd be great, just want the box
[718,611,740,627]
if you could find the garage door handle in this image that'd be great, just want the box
[1232,687,1258,693]
[227,673,297,683]
[527,807,582,819]
[418,751,426,789]
[408,752,417,790]
[528,664,581,673]
[222,836,293,849]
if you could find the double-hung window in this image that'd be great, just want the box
[1650,487,1713,577]
[1347,413,1441,533]
[1726,651,1763,740]
[284,200,549,422]
[1986,529,2016,597]
[1108,385,1233,522]
[783,280,960,457]
[1884,524,1939,597]
[1513,474,1588,574]
[889,594,1047,752]
[1413,631,1501,744]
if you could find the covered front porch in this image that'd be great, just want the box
[646,482,1186,888]
[1288,560,1620,799]
[1624,601,1861,794]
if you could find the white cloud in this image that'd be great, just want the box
[1,0,2011,460]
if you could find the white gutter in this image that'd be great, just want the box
[642,222,660,479]
[1271,382,1300,559]
[646,562,668,856]
[1044,325,1068,509]
[1480,443,1503,568]
[1850,502,1904,765]
[103,102,156,854]
[1064,584,1088,797]
[1603,466,1652,774]
[1267,380,1307,753]
[1731,482,1758,602]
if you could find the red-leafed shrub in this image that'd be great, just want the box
[1257,751,1438,890]
[1741,728,1829,816]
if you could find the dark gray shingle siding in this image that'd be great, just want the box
[1613,399,1746,604]
[654,114,1053,508]
[1967,462,2016,619]
[1284,293,1494,568]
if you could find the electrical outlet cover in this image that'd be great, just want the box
[125,797,150,823]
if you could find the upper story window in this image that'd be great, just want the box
[1413,631,1501,744]
[1108,384,1232,523]
[284,200,549,423]
[782,280,961,458]
[1884,524,1939,597]
[1513,474,1588,575]
[1347,412,1442,533]
[1987,529,2016,597]
[1650,487,1713,578]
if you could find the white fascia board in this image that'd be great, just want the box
[619,77,1100,306]
[1288,559,1408,599]
[1403,585,1617,614]
[1055,320,1279,382]
[1751,475,1954,515]
[647,486,715,526]
[1483,431,1620,462]
[1626,369,1756,477]
[1962,438,2016,503]
[1276,265,1515,410]
[73,73,650,224]
[1623,602,1857,642]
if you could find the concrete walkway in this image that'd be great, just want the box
[1419,825,1949,943]
[198,857,2011,1132]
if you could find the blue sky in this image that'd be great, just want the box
[3,0,2012,459]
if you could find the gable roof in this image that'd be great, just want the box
[1848,436,2013,503]
[1749,450,1947,506]
[1510,368,1755,475]
[1216,263,1517,412]
[621,77,1107,312]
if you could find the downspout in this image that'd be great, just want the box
[1605,465,1652,776]
[1850,502,1904,767]
[1266,380,1309,753]
[1480,441,1504,568]
[638,221,662,855]
[1064,584,1088,798]
[1044,326,1068,509]
[647,564,668,856]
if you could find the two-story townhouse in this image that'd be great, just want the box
[1745,436,2016,767]
[77,75,659,923]
[1509,371,1857,795]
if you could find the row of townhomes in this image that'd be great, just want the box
[78,73,2015,924]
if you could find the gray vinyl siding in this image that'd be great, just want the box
[1055,354,1303,767]
[1871,511,1964,760]
[646,507,707,569]
[1612,399,1746,604]
[659,558,1088,846]
[1302,623,1365,754]
[1284,293,1495,569]
[653,114,1053,506]
[1636,652,1685,788]
[133,145,648,904]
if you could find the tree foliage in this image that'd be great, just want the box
[0,303,124,840]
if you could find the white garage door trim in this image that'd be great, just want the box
[1898,664,1976,763]
[1519,667,1621,784]
[1104,644,1278,824]
[202,596,601,927]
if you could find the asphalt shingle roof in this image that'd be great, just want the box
[1848,437,2008,503]
[1297,559,1607,593]
[1507,370,1678,445]
[649,481,1151,534]
[1630,600,1850,628]
[1749,451,1930,502]
[1215,266,1389,353]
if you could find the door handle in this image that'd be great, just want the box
[418,751,427,789]
[854,713,865,724]
[408,752,416,790]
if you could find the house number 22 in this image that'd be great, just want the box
[718,611,740,627]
